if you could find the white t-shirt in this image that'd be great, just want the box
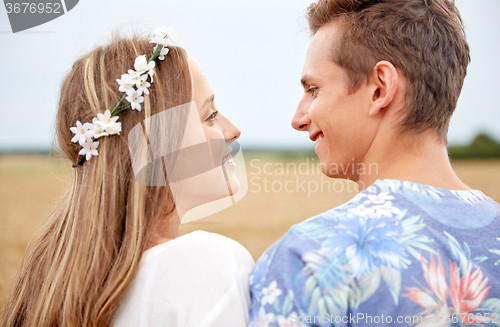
[113,230,255,327]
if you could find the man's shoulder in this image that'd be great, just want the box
[263,180,420,258]
[258,177,500,265]
[288,185,402,239]
[257,190,369,261]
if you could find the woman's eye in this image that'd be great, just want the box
[206,110,219,122]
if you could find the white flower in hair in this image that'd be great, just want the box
[153,25,172,38]
[71,25,175,166]
[78,139,99,160]
[116,75,135,96]
[150,38,169,47]
[164,27,178,41]
[125,72,141,85]
[125,70,140,81]
[151,26,177,46]
[120,72,133,82]
[126,92,144,111]
[148,68,155,83]
[154,44,170,60]
[136,75,151,95]
[93,110,119,130]
[134,55,155,73]
[92,124,109,139]
[105,122,122,135]
[70,121,94,145]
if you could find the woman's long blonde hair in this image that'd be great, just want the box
[1,35,192,326]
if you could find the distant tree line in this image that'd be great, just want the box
[2,134,499,160]
[448,133,500,159]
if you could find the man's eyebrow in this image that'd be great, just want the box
[300,75,314,87]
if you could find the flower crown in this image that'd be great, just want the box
[70,26,178,167]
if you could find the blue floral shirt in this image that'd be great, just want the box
[249,179,500,327]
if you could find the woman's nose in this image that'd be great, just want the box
[221,114,241,141]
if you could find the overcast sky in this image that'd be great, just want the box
[0,0,499,151]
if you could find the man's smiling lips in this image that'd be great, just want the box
[310,130,324,148]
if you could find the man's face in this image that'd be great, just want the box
[292,21,379,181]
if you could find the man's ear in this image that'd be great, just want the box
[368,61,398,117]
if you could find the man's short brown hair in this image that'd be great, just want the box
[307,0,470,143]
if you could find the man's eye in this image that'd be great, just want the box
[307,87,318,97]
[206,110,219,121]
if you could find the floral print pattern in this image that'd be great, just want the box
[250,179,500,326]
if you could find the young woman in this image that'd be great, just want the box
[1,27,254,327]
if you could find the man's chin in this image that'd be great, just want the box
[318,154,337,177]
[319,157,359,181]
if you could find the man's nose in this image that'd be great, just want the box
[291,99,310,131]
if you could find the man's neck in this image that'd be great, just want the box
[358,130,469,192]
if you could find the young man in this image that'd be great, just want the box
[249,0,500,326]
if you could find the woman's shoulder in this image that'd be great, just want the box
[136,230,254,303]
[143,230,254,270]
[179,230,248,249]
[114,231,254,326]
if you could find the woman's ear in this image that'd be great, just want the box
[368,61,398,117]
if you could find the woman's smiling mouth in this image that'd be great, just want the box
[222,153,235,166]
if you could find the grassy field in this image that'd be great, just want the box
[1,153,500,310]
